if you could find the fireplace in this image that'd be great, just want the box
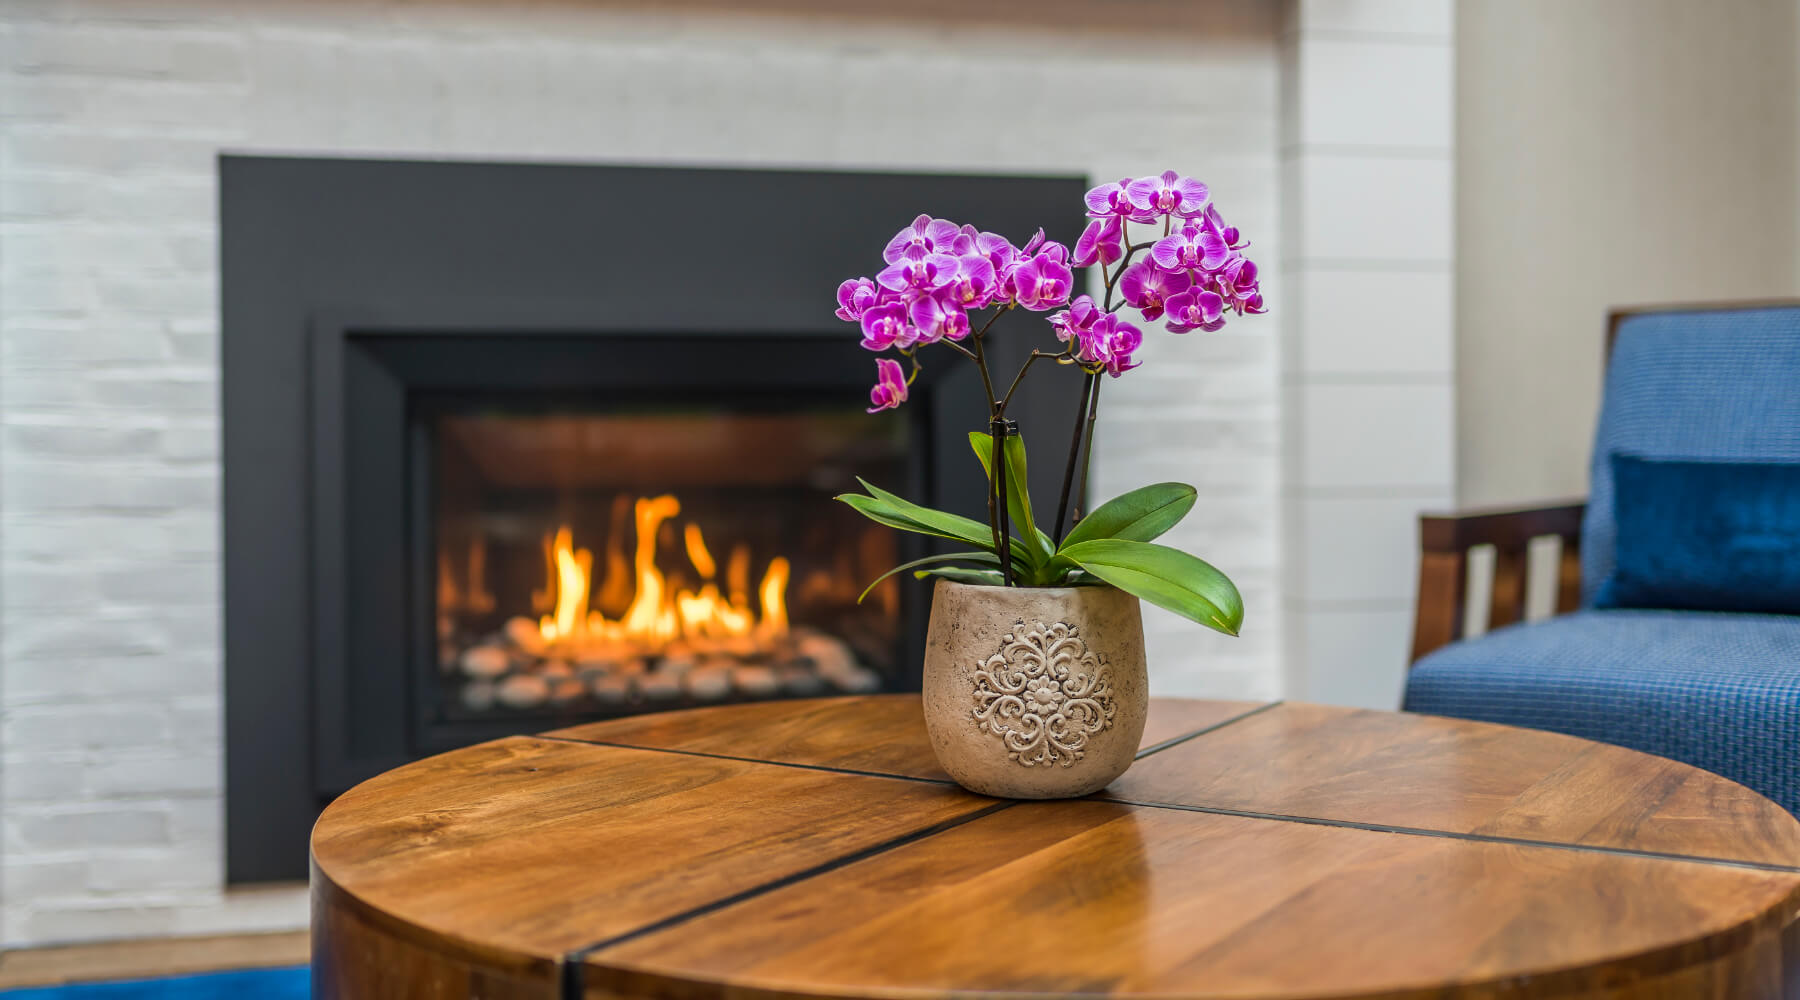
[222,156,1084,881]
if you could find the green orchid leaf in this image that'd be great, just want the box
[839,497,1033,573]
[855,479,1038,569]
[837,494,970,545]
[1020,558,1071,588]
[1038,553,1079,582]
[968,431,1053,564]
[915,566,1006,587]
[1059,483,1198,549]
[1058,538,1244,636]
[858,551,1002,603]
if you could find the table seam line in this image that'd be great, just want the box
[538,698,1282,788]
[539,719,1795,876]
[1102,797,1800,874]
[1133,700,1283,759]
[532,733,961,786]
[559,800,1018,998]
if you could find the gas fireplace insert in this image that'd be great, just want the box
[429,403,904,721]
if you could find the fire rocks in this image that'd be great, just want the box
[823,663,882,693]
[792,633,880,693]
[504,616,548,656]
[731,665,781,698]
[637,673,683,701]
[460,645,511,679]
[796,634,854,674]
[549,677,586,705]
[684,666,732,702]
[589,674,632,704]
[462,679,497,711]
[779,667,828,697]
[447,624,883,712]
[496,673,551,709]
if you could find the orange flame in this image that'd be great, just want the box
[683,523,716,579]
[538,526,592,642]
[533,494,789,654]
[758,556,789,638]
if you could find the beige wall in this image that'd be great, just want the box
[1456,0,1799,506]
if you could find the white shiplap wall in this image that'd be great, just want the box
[1278,0,1456,707]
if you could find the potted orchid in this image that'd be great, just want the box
[834,170,1264,798]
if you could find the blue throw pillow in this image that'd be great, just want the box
[1594,453,1800,614]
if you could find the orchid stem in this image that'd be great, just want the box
[972,304,1010,341]
[1102,241,1155,313]
[1072,374,1102,526]
[1053,369,1099,544]
[969,321,999,414]
[996,350,1055,416]
[969,325,1007,569]
[991,418,1015,586]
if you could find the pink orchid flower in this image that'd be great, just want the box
[1151,220,1231,273]
[835,277,881,322]
[876,252,958,293]
[1128,170,1210,219]
[1010,251,1074,311]
[866,357,908,413]
[1098,315,1144,377]
[1203,203,1243,248]
[1050,295,1105,361]
[947,254,997,309]
[1072,216,1124,268]
[910,291,971,344]
[1083,177,1156,223]
[1117,260,1192,321]
[883,214,961,264]
[859,299,916,351]
[1164,288,1226,333]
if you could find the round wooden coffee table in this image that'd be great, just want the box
[311,696,1800,999]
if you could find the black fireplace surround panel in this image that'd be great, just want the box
[221,155,1086,882]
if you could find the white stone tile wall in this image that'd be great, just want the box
[1277,0,1456,708]
[0,0,1284,944]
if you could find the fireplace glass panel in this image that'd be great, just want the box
[432,406,909,719]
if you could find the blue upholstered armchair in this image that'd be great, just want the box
[1404,302,1800,816]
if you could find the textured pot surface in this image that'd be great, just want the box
[922,580,1148,799]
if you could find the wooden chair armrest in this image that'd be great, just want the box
[1419,501,1586,552]
[1411,500,1587,664]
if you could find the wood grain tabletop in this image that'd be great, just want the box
[310,695,1800,1000]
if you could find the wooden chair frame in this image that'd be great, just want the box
[1409,500,1586,661]
[1409,299,1800,663]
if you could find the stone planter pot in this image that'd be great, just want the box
[922,579,1148,799]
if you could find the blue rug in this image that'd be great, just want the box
[0,967,307,999]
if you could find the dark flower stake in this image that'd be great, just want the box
[832,171,1264,637]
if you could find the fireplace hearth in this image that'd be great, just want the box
[222,156,1084,881]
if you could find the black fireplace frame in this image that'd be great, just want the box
[222,155,1086,883]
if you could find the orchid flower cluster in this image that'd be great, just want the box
[837,219,1076,414]
[832,171,1263,638]
[837,170,1263,416]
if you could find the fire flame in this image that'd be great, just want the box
[536,494,788,653]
